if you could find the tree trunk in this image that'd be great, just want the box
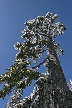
[47,36,72,107]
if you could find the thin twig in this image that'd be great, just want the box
[32,57,48,69]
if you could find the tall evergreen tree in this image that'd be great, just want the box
[0,12,72,108]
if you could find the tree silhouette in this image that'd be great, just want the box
[0,12,72,108]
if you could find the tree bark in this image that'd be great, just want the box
[47,36,72,107]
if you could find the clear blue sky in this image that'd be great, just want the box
[0,0,72,107]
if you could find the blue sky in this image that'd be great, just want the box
[0,0,72,107]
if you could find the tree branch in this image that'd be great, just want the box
[32,57,48,69]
